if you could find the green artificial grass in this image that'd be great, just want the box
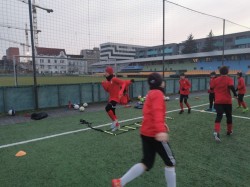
[0,95,250,187]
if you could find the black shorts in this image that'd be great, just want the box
[180,94,188,102]
[209,93,215,100]
[238,94,244,102]
[214,104,232,114]
[141,135,176,170]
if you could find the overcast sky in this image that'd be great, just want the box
[0,0,250,58]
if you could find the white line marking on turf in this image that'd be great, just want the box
[0,98,247,149]
[192,109,250,120]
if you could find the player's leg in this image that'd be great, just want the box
[225,104,233,135]
[213,104,224,142]
[209,93,213,110]
[237,94,242,108]
[183,95,191,113]
[105,101,119,130]
[179,95,184,114]
[112,135,155,187]
[240,94,249,112]
[156,141,176,187]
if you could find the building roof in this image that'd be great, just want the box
[67,54,84,59]
[36,47,66,56]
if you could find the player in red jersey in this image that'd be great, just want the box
[236,72,249,113]
[179,73,191,114]
[101,66,126,131]
[210,66,237,142]
[112,73,176,187]
[206,71,216,111]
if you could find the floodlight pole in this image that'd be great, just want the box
[28,0,38,109]
[222,19,225,66]
[162,0,165,78]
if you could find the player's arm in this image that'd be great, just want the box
[151,92,167,133]
[229,86,237,97]
[101,81,110,92]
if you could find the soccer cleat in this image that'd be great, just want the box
[112,179,122,187]
[213,132,221,142]
[188,108,191,114]
[226,131,233,136]
[236,106,242,109]
[205,108,212,111]
[242,108,249,113]
[179,110,184,114]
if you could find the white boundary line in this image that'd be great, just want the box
[192,108,250,120]
[0,103,209,149]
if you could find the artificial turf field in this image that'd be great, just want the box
[0,94,250,187]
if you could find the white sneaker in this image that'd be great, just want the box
[213,132,221,142]
[110,121,116,129]
[111,121,120,132]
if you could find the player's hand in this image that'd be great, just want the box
[155,132,169,142]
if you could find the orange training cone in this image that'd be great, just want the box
[15,150,27,157]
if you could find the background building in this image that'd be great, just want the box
[100,42,145,61]
[67,54,87,74]
[6,47,20,62]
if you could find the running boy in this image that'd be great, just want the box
[112,72,176,187]
[236,72,248,113]
[102,66,126,131]
[210,66,237,142]
[179,73,191,114]
[206,71,216,111]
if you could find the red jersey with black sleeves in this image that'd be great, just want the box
[140,89,169,137]
[101,77,126,103]
[179,78,191,95]
[237,77,246,94]
[210,75,234,104]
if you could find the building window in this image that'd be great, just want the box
[48,59,50,63]
[48,65,51,69]
[54,60,57,63]
[55,66,57,69]
[60,60,64,63]
[40,59,44,63]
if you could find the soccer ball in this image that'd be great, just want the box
[79,106,85,112]
[8,109,16,116]
[83,102,88,107]
[165,96,170,101]
[73,104,80,110]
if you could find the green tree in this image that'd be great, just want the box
[181,34,198,54]
[202,30,215,52]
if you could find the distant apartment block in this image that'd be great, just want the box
[100,42,145,61]
[35,47,87,74]
[67,54,87,74]
[6,47,20,62]
[135,31,250,58]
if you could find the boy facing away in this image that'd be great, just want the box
[210,66,237,142]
